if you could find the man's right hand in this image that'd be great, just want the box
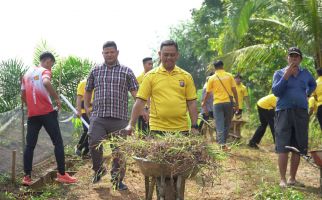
[76,110,82,118]
[55,99,62,111]
[124,124,134,136]
[283,63,297,80]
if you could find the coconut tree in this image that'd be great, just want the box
[213,0,322,71]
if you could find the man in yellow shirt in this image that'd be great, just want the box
[202,60,239,148]
[126,40,199,134]
[234,74,250,117]
[136,57,153,85]
[308,96,317,116]
[313,68,322,129]
[248,94,277,149]
[75,79,91,157]
[136,57,153,134]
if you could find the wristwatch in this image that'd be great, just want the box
[191,124,199,129]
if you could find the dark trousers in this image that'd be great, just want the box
[137,115,149,135]
[24,111,65,176]
[88,117,127,183]
[317,105,322,130]
[76,114,90,155]
[249,106,275,144]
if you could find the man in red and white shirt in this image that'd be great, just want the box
[21,52,77,186]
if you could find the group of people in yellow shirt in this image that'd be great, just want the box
[71,40,322,191]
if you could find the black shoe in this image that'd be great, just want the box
[248,142,259,149]
[74,146,82,157]
[92,167,107,184]
[117,182,128,191]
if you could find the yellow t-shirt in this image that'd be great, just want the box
[206,69,236,104]
[236,83,248,109]
[312,77,322,107]
[308,96,317,113]
[137,65,197,131]
[77,79,93,114]
[257,94,277,110]
[136,72,145,85]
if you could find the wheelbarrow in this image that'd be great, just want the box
[285,146,322,194]
[133,156,199,200]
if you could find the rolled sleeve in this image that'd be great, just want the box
[136,75,151,101]
[206,77,213,93]
[231,76,236,87]
[86,69,95,91]
[41,70,52,81]
[127,69,139,91]
[244,87,248,96]
[77,81,85,96]
[186,75,197,100]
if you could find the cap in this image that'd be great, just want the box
[288,47,302,57]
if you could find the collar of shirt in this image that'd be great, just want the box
[103,61,120,68]
[158,64,180,74]
[215,69,225,75]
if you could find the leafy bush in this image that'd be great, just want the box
[52,56,93,110]
[0,59,27,112]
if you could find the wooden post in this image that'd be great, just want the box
[21,103,25,151]
[320,168,322,196]
[11,150,16,183]
[145,176,149,199]
[147,177,156,200]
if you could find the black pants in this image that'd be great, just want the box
[249,106,275,145]
[137,115,149,135]
[199,112,214,130]
[76,114,90,155]
[24,111,65,176]
[317,105,322,130]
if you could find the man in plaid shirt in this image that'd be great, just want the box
[84,41,138,190]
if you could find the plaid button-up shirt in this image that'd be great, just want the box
[85,62,138,120]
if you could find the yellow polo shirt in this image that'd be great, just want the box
[206,69,236,104]
[312,77,322,107]
[136,72,145,85]
[257,94,277,110]
[77,79,93,114]
[236,83,248,109]
[137,65,197,131]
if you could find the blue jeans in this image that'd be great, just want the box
[213,103,233,144]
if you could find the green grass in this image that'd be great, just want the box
[255,182,305,200]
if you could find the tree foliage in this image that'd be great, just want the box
[170,0,321,101]
[0,59,27,112]
[52,56,93,108]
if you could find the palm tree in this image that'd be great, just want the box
[212,0,322,71]
[0,59,27,112]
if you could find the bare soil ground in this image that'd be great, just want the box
[63,143,321,200]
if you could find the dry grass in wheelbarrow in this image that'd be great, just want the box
[107,132,227,186]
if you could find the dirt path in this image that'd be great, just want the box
[64,143,321,200]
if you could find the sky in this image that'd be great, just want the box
[0,0,203,75]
